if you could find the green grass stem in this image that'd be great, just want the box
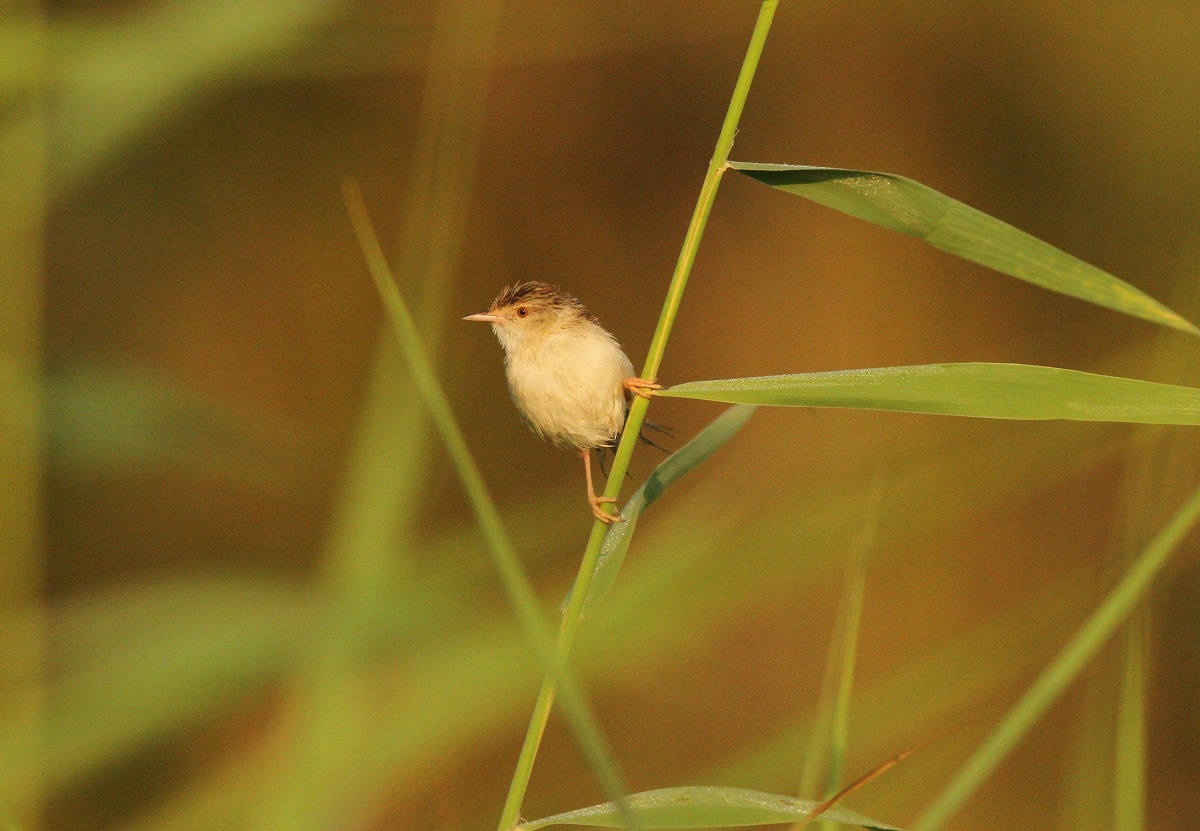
[342,181,633,827]
[911,479,1200,831]
[495,3,779,828]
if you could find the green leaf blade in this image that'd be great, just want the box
[518,786,901,831]
[728,162,1198,335]
[577,405,756,617]
[657,363,1200,424]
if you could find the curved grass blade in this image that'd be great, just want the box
[344,181,634,825]
[658,363,1200,424]
[728,162,1197,335]
[572,404,756,617]
[911,479,1200,830]
[517,787,901,831]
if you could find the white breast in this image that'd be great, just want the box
[504,324,634,449]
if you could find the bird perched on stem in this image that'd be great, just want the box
[464,281,660,523]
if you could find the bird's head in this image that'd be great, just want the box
[463,281,598,354]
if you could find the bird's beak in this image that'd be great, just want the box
[463,312,503,323]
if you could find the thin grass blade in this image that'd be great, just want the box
[728,163,1197,335]
[658,363,1200,424]
[344,182,633,825]
[1114,612,1147,831]
[574,404,756,617]
[1053,652,1119,831]
[517,787,901,831]
[911,479,1200,831]
[800,474,881,812]
[253,6,502,824]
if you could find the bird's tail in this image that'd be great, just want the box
[597,418,673,477]
[638,418,673,452]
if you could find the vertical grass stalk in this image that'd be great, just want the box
[343,183,633,827]
[496,3,779,829]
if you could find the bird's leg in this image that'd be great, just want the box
[622,377,661,399]
[582,448,620,524]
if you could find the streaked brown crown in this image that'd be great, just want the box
[490,281,599,324]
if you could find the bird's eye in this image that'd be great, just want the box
[517,307,528,317]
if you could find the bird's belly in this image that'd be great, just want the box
[506,340,630,449]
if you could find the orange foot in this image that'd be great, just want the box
[588,493,620,524]
[623,377,661,399]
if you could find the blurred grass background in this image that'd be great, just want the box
[4,1,1200,829]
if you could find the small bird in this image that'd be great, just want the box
[464,281,660,523]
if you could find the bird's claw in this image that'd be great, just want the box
[589,494,622,524]
[623,377,661,400]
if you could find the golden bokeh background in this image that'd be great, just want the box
[6,1,1200,829]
